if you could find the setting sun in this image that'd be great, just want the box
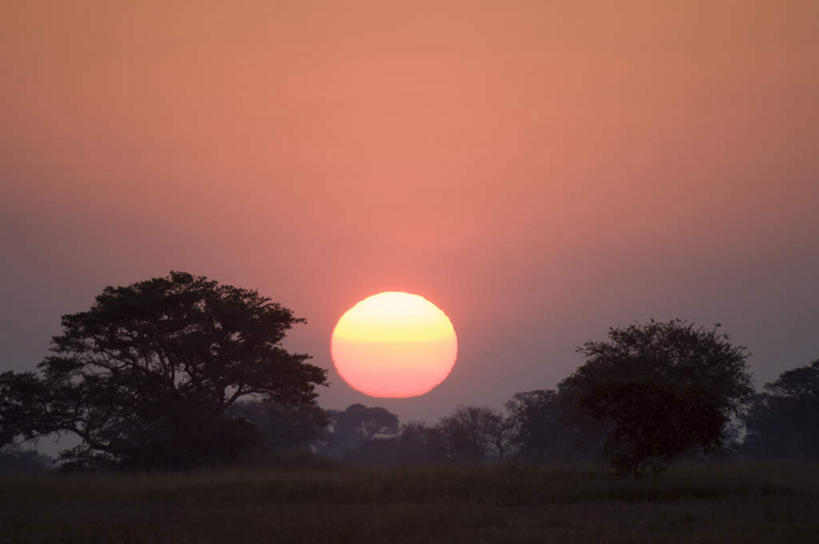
[331,292,458,398]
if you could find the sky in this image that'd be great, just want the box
[2,1,818,427]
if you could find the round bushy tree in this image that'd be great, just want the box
[560,320,753,475]
[1,271,326,469]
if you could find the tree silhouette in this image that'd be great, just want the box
[336,421,448,466]
[320,404,400,459]
[561,320,752,475]
[0,271,326,469]
[229,399,328,452]
[0,446,53,475]
[743,358,819,459]
[436,406,512,463]
[505,389,606,463]
[395,422,447,464]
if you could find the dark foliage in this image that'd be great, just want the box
[0,371,50,447]
[0,446,53,474]
[342,422,448,466]
[436,406,512,463]
[320,404,400,459]
[583,381,725,473]
[0,271,326,469]
[394,422,447,464]
[743,359,819,459]
[505,389,606,463]
[765,358,819,400]
[230,399,328,451]
[561,319,753,474]
[340,405,513,466]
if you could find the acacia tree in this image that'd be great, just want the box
[560,320,753,475]
[0,272,327,469]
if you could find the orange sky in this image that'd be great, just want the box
[2,1,818,421]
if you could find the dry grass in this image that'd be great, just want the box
[1,462,817,543]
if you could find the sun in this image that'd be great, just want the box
[331,291,458,398]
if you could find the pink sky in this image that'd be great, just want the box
[2,1,818,422]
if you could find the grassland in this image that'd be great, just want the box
[1,462,817,543]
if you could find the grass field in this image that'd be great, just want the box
[1,462,817,543]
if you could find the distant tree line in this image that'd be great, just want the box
[1,272,817,475]
[743,359,819,459]
[0,445,53,475]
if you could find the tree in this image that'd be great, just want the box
[561,320,753,475]
[395,422,447,465]
[340,422,447,466]
[505,389,605,463]
[320,404,400,459]
[0,371,50,448]
[743,359,819,459]
[765,359,819,400]
[436,406,512,463]
[229,399,328,452]
[0,446,53,475]
[0,271,327,469]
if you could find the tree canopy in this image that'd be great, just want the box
[743,359,819,459]
[0,271,327,469]
[436,406,511,463]
[320,404,400,459]
[560,320,753,474]
[229,399,328,452]
[505,389,605,463]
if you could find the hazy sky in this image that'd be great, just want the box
[2,1,818,424]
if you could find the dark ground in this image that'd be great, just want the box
[1,462,817,543]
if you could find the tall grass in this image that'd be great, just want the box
[1,462,817,543]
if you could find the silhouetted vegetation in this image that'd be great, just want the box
[0,446,52,475]
[319,403,400,459]
[0,272,326,469]
[229,399,328,452]
[4,272,819,543]
[436,405,511,462]
[560,320,753,474]
[743,358,819,459]
[333,405,520,465]
[343,421,448,465]
[1,272,817,483]
[505,389,606,463]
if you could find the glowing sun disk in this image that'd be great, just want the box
[331,291,458,398]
